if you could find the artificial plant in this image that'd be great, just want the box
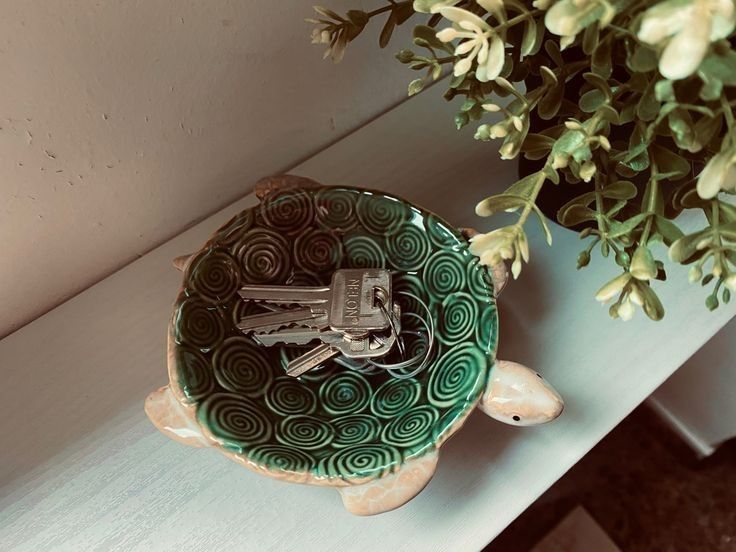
[309,0,736,321]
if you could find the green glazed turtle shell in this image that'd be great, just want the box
[171,184,498,482]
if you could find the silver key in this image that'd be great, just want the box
[284,331,398,377]
[236,307,327,333]
[286,343,340,377]
[253,326,344,347]
[238,268,392,334]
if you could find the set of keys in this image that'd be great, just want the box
[237,269,400,377]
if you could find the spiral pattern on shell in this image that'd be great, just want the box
[370,378,421,418]
[174,298,225,351]
[187,248,241,304]
[467,259,494,298]
[266,377,317,416]
[381,405,439,448]
[211,209,255,246]
[432,404,467,444]
[277,415,335,450]
[260,189,314,233]
[314,187,358,231]
[175,346,215,401]
[197,393,272,448]
[356,193,411,235]
[424,250,467,297]
[323,444,402,479]
[331,414,382,448]
[343,234,386,269]
[392,273,429,330]
[212,337,273,398]
[294,229,343,275]
[437,292,478,345]
[235,229,291,284]
[386,222,431,272]
[249,444,315,473]
[427,344,486,408]
[475,302,498,354]
[426,214,459,248]
[319,372,371,415]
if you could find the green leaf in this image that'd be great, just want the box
[544,40,564,67]
[654,216,684,245]
[694,115,723,150]
[615,142,650,174]
[538,84,564,120]
[698,48,736,86]
[602,180,638,200]
[543,164,560,184]
[607,200,627,218]
[579,89,606,112]
[460,98,476,112]
[607,213,648,238]
[521,18,539,56]
[719,202,736,222]
[669,231,708,263]
[654,80,675,102]
[582,22,599,55]
[558,192,597,214]
[628,44,659,73]
[668,109,697,152]
[475,194,530,217]
[553,129,587,155]
[558,204,597,226]
[407,78,425,96]
[504,171,546,198]
[699,74,723,101]
[413,25,446,51]
[455,112,470,129]
[521,133,556,159]
[637,282,665,321]
[679,188,709,209]
[597,104,620,124]
[651,144,691,180]
[532,207,553,245]
[637,79,660,122]
[592,35,612,78]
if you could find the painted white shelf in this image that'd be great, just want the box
[1,86,734,551]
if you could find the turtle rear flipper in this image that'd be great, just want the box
[337,451,439,516]
[145,385,209,447]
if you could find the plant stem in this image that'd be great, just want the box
[640,157,659,244]
[516,171,546,227]
[367,1,411,18]
[593,172,608,236]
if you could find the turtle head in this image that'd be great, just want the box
[477,360,564,427]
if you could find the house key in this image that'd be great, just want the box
[237,268,392,335]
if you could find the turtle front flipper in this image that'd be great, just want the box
[337,451,439,516]
[144,386,209,447]
[477,361,564,426]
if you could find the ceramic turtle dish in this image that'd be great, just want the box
[145,175,563,515]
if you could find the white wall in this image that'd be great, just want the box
[0,0,413,337]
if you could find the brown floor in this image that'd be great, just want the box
[486,406,736,552]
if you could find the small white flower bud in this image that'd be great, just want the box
[482,103,501,112]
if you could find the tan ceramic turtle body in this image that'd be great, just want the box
[146,175,563,515]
